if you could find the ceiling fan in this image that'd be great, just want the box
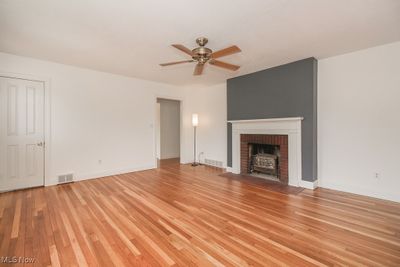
[160,37,241,75]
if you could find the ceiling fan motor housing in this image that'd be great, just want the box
[191,37,213,63]
[192,46,212,63]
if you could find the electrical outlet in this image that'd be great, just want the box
[374,172,380,179]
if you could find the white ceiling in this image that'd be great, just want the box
[1,0,399,86]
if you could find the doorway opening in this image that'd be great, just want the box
[156,98,181,167]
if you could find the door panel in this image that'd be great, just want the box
[26,144,37,176]
[0,77,45,191]
[7,145,19,178]
[26,86,36,134]
[7,84,18,136]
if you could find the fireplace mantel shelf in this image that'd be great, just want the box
[228,117,304,124]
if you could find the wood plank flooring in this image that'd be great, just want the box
[1,161,400,266]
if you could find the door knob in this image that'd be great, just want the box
[37,142,44,147]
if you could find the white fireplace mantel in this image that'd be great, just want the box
[230,117,304,187]
[228,117,304,124]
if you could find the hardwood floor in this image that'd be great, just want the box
[1,163,400,266]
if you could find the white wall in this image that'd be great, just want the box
[318,41,400,202]
[181,83,227,167]
[158,99,180,159]
[0,52,183,186]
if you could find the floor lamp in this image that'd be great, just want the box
[192,113,199,166]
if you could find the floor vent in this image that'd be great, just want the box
[204,159,224,168]
[58,173,74,184]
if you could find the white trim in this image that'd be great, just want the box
[76,164,156,182]
[319,180,400,203]
[299,179,318,189]
[154,94,184,166]
[230,117,303,187]
[45,164,156,186]
[0,71,52,187]
[228,117,304,123]
[179,159,191,165]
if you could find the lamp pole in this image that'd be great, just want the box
[192,126,198,166]
[192,113,199,166]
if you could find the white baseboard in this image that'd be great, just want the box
[180,159,191,164]
[319,180,400,203]
[299,179,319,189]
[45,164,156,186]
[226,167,233,173]
[76,164,156,181]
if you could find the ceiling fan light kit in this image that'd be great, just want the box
[160,37,241,75]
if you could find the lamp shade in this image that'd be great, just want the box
[192,113,199,126]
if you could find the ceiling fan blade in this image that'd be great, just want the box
[172,44,193,56]
[193,63,204,76]
[160,60,194,66]
[211,45,241,59]
[209,60,240,71]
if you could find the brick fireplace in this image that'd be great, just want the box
[240,134,288,184]
[230,117,303,187]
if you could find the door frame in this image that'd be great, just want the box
[0,71,51,187]
[153,94,184,167]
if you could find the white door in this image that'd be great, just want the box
[0,77,45,191]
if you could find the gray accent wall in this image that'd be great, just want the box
[227,58,317,182]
